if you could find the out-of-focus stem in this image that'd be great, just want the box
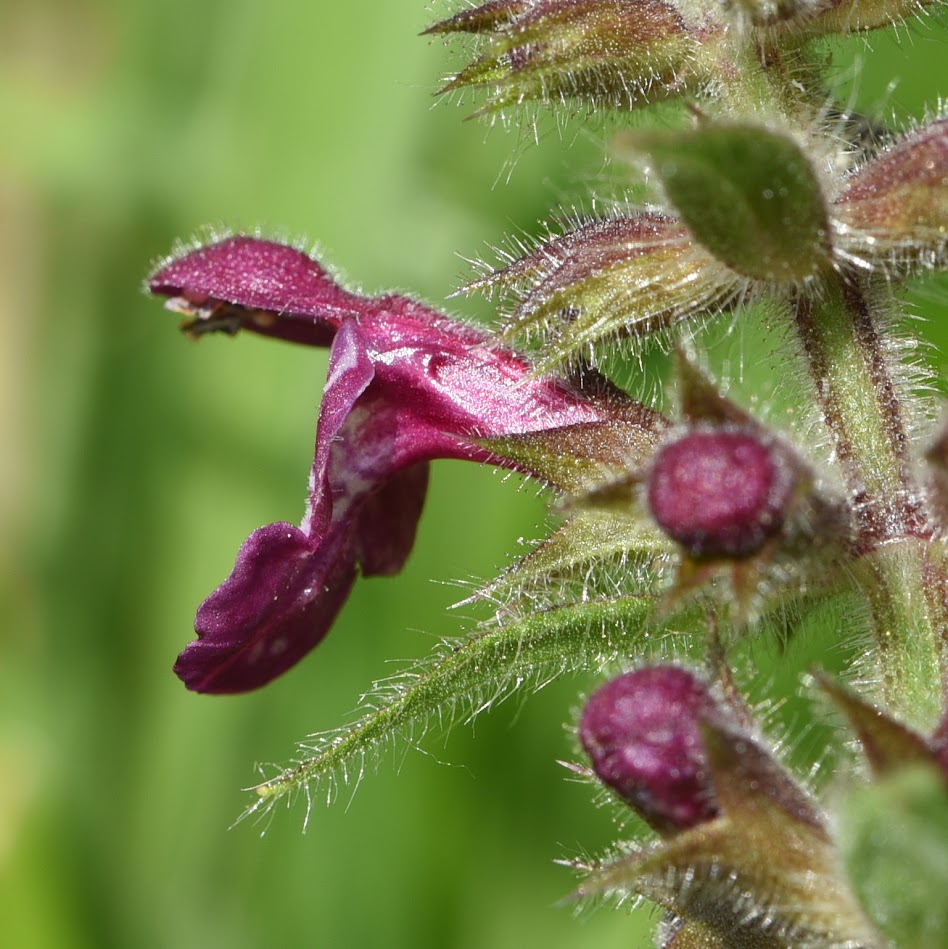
[711,37,823,125]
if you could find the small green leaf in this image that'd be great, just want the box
[630,124,831,282]
[840,766,948,947]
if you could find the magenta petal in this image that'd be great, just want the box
[176,523,358,694]
[149,236,362,346]
[176,320,379,694]
[354,464,431,577]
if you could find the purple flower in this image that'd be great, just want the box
[149,237,643,693]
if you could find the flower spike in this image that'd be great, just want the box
[145,2,948,942]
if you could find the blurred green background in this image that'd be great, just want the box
[1,2,945,947]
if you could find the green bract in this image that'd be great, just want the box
[629,124,832,283]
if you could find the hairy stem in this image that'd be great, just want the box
[853,544,943,730]
[792,277,922,546]
[792,275,942,726]
[711,36,821,125]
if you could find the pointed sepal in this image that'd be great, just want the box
[477,390,669,493]
[816,673,937,776]
[424,1,527,34]
[675,351,758,427]
[701,718,826,833]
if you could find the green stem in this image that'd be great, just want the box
[792,277,921,545]
[853,544,944,730]
[791,275,942,729]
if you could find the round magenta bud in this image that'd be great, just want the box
[646,429,795,558]
[579,666,721,833]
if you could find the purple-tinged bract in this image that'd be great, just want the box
[835,118,948,267]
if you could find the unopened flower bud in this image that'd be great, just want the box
[466,213,739,370]
[835,117,948,271]
[428,0,711,115]
[646,428,797,559]
[579,666,721,833]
